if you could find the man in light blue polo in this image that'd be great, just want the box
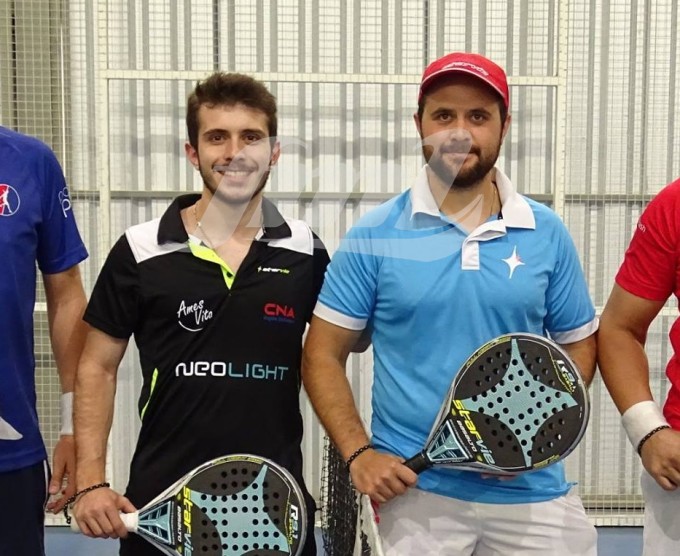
[302,52,598,555]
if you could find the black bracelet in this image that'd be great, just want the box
[346,444,373,470]
[63,482,111,524]
[637,425,671,456]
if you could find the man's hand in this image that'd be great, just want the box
[46,435,76,513]
[72,487,137,539]
[349,449,418,504]
[640,427,680,491]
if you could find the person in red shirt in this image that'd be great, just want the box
[599,178,680,556]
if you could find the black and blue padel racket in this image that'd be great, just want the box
[404,333,590,475]
[71,454,307,556]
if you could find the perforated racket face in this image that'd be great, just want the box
[428,334,589,473]
[137,455,306,556]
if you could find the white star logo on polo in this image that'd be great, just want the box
[502,246,525,279]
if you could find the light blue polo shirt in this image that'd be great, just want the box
[315,166,597,504]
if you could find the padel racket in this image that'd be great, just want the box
[70,453,307,556]
[404,333,589,474]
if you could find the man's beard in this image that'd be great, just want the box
[424,141,501,190]
[199,162,271,205]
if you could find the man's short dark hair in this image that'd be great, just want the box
[186,72,277,148]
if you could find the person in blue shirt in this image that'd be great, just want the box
[302,52,598,555]
[0,127,88,555]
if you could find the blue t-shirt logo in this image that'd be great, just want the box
[0,184,20,216]
[58,186,73,217]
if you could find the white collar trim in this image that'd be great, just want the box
[410,165,536,230]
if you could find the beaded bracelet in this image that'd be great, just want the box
[637,425,671,456]
[63,482,111,524]
[346,444,373,470]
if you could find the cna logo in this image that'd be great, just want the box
[177,299,214,332]
[0,184,20,216]
[263,302,296,324]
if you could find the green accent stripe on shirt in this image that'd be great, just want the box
[140,368,159,420]
[188,241,236,288]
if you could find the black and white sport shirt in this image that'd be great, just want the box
[84,194,329,509]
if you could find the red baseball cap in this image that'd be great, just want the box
[418,52,509,109]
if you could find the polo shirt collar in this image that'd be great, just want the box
[157,193,291,245]
[157,194,198,244]
[260,197,292,239]
[410,165,536,230]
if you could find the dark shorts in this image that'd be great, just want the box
[0,460,49,556]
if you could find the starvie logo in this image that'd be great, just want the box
[258,266,290,274]
[264,303,295,323]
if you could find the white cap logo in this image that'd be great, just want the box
[444,61,490,76]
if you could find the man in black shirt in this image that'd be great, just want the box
[72,73,327,556]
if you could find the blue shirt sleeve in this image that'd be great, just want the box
[35,145,88,274]
[317,224,380,322]
[544,221,595,338]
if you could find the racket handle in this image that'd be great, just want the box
[403,452,431,474]
[69,511,139,533]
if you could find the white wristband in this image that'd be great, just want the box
[621,400,669,451]
[60,392,74,435]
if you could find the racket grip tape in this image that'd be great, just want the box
[403,452,431,474]
[70,511,138,533]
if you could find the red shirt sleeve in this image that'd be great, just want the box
[616,180,680,302]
